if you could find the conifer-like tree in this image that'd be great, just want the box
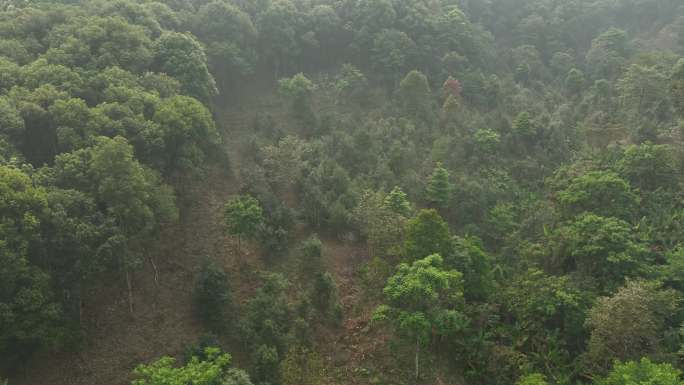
[383,186,412,217]
[426,162,454,208]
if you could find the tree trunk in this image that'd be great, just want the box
[236,234,242,265]
[149,256,159,287]
[415,338,420,382]
[125,268,134,316]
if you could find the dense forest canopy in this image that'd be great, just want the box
[0,0,683,384]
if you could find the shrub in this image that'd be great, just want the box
[194,259,232,332]
[299,235,324,275]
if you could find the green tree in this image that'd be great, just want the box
[565,68,585,96]
[586,28,629,80]
[0,165,63,367]
[49,97,95,153]
[0,38,31,65]
[278,73,314,100]
[300,159,353,230]
[192,1,257,77]
[511,45,543,83]
[278,73,314,120]
[404,209,452,261]
[502,269,588,377]
[132,347,252,385]
[310,271,341,322]
[426,162,454,208]
[448,236,494,301]
[398,70,432,122]
[517,373,549,385]
[372,29,416,87]
[45,16,153,73]
[307,5,343,67]
[617,142,678,192]
[41,187,117,328]
[153,32,217,102]
[299,235,323,276]
[51,136,178,314]
[224,195,263,258]
[241,273,293,384]
[512,111,535,139]
[97,0,162,36]
[550,213,647,292]
[0,57,20,92]
[658,246,684,291]
[383,186,412,217]
[472,128,501,161]
[557,171,638,221]
[672,59,684,117]
[617,63,671,128]
[223,367,255,385]
[257,0,301,77]
[350,0,396,41]
[152,95,219,173]
[442,93,461,127]
[21,59,84,95]
[354,190,407,258]
[585,280,680,373]
[73,136,177,237]
[251,344,280,385]
[8,84,69,165]
[194,259,232,332]
[0,96,24,152]
[262,135,310,190]
[335,64,368,105]
[241,273,292,355]
[595,358,682,385]
[373,254,466,381]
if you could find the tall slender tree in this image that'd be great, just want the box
[224,195,263,260]
[426,162,454,208]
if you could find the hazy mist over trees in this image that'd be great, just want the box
[0,0,683,384]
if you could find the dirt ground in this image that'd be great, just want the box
[8,78,403,385]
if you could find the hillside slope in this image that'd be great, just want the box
[9,80,404,385]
